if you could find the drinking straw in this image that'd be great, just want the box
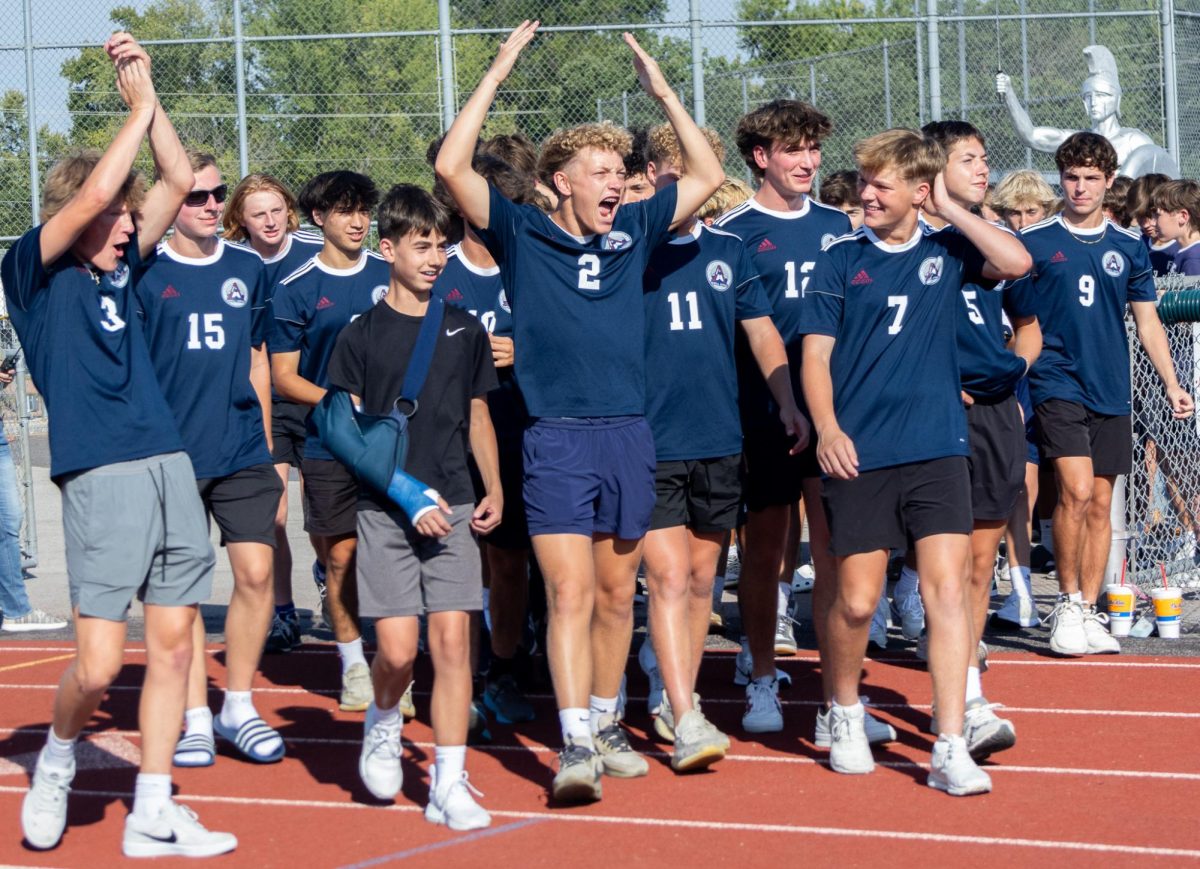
[1160,563,1169,589]
[1120,559,1126,586]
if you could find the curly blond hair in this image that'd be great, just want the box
[992,169,1058,215]
[537,122,632,188]
[645,124,726,175]
[40,148,145,223]
[698,177,753,223]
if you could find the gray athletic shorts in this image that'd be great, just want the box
[355,504,482,618]
[61,451,216,621]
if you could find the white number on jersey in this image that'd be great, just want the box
[99,296,126,333]
[667,291,703,331]
[187,312,226,350]
[468,309,497,334]
[887,295,909,335]
[1078,274,1095,307]
[783,261,816,299]
[962,289,985,325]
[578,254,601,291]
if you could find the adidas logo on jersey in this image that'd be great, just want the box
[851,269,872,285]
[316,296,335,310]
[445,288,464,301]
[161,285,180,299]
[757,238,777,253]
[1051,250,1068,263]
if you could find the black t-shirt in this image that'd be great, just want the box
[327,300,498,510]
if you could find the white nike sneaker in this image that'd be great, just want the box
[927,734,992,796]
[828,702,874,775]
[425,768,491,831]
[122,801,237,858]
[1081,606,1121,654]
[1045,598,1088,656]
[21,750,74,850]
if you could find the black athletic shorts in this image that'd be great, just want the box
[741,422,817,511]
[469,435,530,551]
[822,456,973,556]
[1033,399,1133,477]
[650,453,742,533]
[966,394,1026,522]
[196,462,284,547]
[271,399,308,467]
[300,457,359,537]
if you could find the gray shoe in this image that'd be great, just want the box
[961,697,1016,759]
[592,713,649,778]
[552,737,602,803]
[399,680,416,720]
[671,709,728,773]
[2,609,68,632]
[654,692,729,751]
[340,663,373,712]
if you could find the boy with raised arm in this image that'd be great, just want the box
[799,130,1031,796]
[1,34,236,856]
[435,21,723,802]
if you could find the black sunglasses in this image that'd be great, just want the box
[183,184,228,208]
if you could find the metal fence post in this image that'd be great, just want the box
[1088,0,1097,44]
[809,64,817,105]
[926,0,942,121]
[232,0,249,178]
[957,0,968,119]
[882,40,893,128]
[741,74,749,115]
[915,0,927,125]
[689,0,706,125]
[437,0,455,130]
[1161,0,1181,164]
[1020,0,1032,167]
[22,0,39,226]
[622,91,629,128]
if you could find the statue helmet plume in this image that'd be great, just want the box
[1081,44,1121,112]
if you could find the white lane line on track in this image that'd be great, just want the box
[3,727,1199,782]
[0,785,1196,859]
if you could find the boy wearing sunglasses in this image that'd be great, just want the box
[135,148,283,768]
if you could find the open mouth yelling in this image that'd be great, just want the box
[598,196,620,221]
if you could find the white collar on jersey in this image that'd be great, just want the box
[668,222,704,246]
[1057,214,1106,237]
[747,195,811,220]
[261,233,294,264]
[449,243,500,276]
[158,237,226,266]
[313,251,370,276]
[863,223,922,253]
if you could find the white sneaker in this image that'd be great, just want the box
[962,697,1017,759]
[425,768,491,831]
[122,801,237,858]
[774,612,798,656]
[732,641,792,688]
[1082,606,1121,654]
[359,703,403,800]
[927,734,992,796]
[894,589,925,641]
[742,678,783,733]
[21,750,74,850]
[828,702,874,774]
[637,640,664,715]
[725,544,741,583]
[992,591,1042,628]
[792,563,815,593]
[814,697,896,748]
[869,595,889,649]
[1045,598,1088,656]
[1,609,69,632]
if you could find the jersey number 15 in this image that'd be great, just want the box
[187,313,226,350]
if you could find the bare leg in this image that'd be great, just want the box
[1052,456,1096,597]
[318,533,359,643]
[968,521,1007,641]
[828,550,888,706]
[223,541,274,692]
[371,616,419,709]
[685,529,724,687]
[272,462,293,607]
[486,546,529,660]
[141,604,200,774]
[590,535,643,700]
[428,610,472,746]
[915,534,972,736]
[803,477,837,703]
[1080,475,1116,606]
[738,503,799,678]
[530,533,595,709]
[52,613,127,740]
[1004,463,1038,570]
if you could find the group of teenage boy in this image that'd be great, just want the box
[3,23,1194,858]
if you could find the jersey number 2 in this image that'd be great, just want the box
[187,313,225,350]
[578,254,601,291]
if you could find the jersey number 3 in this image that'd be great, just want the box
[187,312,226,350]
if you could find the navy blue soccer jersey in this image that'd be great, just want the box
[1014,216,1156,415]
[260,230,324,291]
[473,182,677,418]
[643,223,773,462]
[269,251,390,460]
[800,223,985,472]
[1172,241,1200,276]
[135,239,273,479]
[434,243,526,436]
[0,227,183,479]
[1148,238,1178,276]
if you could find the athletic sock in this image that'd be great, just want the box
[895,565,920,602]
[1008,565,1033,598]
[1067,591,1083,604]
[965,666,983,703]
[433,744,466,798]
[777,582,790,616]
[42,729,77,771]
[337,638,368,674]
[559,708,592,747]
[132,773,172,821]
[218,690,282,759]
[1039,520,1055,554]
[588,695,619,733]
[173,706,214,766]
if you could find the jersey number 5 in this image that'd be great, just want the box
[187,312,226,350]
[578,254,601,291]
[962,290,985,325]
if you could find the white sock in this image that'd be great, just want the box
[965,666,983,703]
[132,773,172,821]
[895,565,920,601]
[1067,591,1083,603]
[337,638,367,674]
[42,729,77,771]
[1039,520,1055,554]
[588,695,619,733]
[559,707,592,746]
[219,691,255,729]
[434,744,466,797]
[1008,565,1032,598]
[184,705,213,737]
[777,582,790,616]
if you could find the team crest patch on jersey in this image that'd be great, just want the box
[107,262,130,289]
[918,256,944,286]
[821,233,836,249]
[603,231,632,251]
[1102,251,1125,277]
[706,260,732,292]
[221,278,249,308]
[371,284,388,305]
[498,288,511,313]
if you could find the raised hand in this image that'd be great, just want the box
[624,32,673,101]
[107,33,157,113]
[922,171,954,221]
[486,20,539,86]
[995,72,1011,95]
